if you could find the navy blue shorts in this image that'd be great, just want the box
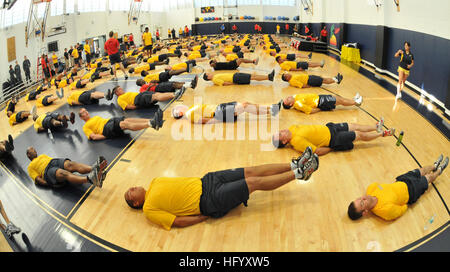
[326,122,356,151]
[199,168,249,218]
[396,169,429,204]
[44,158,70,187]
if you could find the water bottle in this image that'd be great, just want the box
[423,214,436,231]
[396,131,404,146]
[47,129,54,141]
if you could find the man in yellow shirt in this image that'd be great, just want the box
[71,46,80,68]
[281,92,363,114]
[0,135,14,161]
[171,100,281,124]
[269,51,312,61]
[142,27,153,57]
[272,119,395,156]
[84,40,91,68]
[35,94,59,108]
[78,108,159,140]
[26,147,107,188]
[276,57,325,71]
[113,86,183,111]
[9,110,31,126]
[67,89,110,106]
[281,73,343,88]
[5,96,18,118]
[52,52,59,70]
[124,148,319,230]
[32,111,75,133]
[203,70,275,86]
[348,156,448,221]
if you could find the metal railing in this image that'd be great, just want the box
[0,79,42,111]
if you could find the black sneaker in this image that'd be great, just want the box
[105,89,114,101]
[110,68,114,75]
[165,58,170,65]
[308,52,313,59]
[69,112,75,124]
[124,74,129,80]
[337,73,343,84]
[174,86,186,100]
[56,88,64,99]
[191,75,198,89]
[268,69,275,81]
[270,100,282,116]
[8,134,13,148]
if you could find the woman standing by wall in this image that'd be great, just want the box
[394,41,414,99]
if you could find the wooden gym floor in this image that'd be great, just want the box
[0,39,449,252]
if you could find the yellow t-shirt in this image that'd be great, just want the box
[212,73,235,86]
[82,69,96,80]
[289,74,309,89]
[9,113,17,126]
[288,125,331,153]
[185,104,217,123]
[57,79,68,89]
[117,92,139,110]
[143,177,203,230]
[72,48,79,59]
[144,73,160,83]
[192,45,202,51]
[36,95,49,107]
[188,52,202,60]
[367,182,409,221]
[171,62,187,70]
[280,61,297,71]
[83,116,110,139]
[276,25,280,31]
[67,91,84,106]
[275,53,287,59]
[69,80,78,90]
[143,32,153,46]
[28,154,53,183]
[84,44,91,54]
[34,114,46,132]
[133,63,151,74]
[146,55,159,63]
[292,94,320,114]
[52,54,58,64]
[226,54,239,61]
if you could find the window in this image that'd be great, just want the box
[78,0,107,13]
[262,0,296,5]
[109,0,130,11]
[66,0,75,14]
[51,0,64,16]
[194,0,224,8]
[2,0,31,28]
[237,0,260,5]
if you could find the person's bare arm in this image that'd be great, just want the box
[89,133,106,141]
[314,147,332,156]
[172,215,209,228]
[35,176,49,186]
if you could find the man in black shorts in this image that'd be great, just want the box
[136,78,197,93]
[33,111,76,133]
[113,86,185,111]
[26,147,107,188]
[5,96,18,118]
[272,119,395,156]
[281,92,363,114]
[0,135,14,161]
[277,57,325,71]
[105,31,129,81]
[171,100,281,124]
[67,89,109,106]
[9,110,31,126]
[203,70,275,86]
[78,108,161,140]
[347,155,448,221]
[209,57,259,70]
[124,147,319,230]
[140,68,189,84]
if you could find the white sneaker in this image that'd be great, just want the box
[396,92,402,99]
[354,93,363,106]
[376,117,384,133]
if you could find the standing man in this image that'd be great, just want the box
[156,29,160,41]
[23,56,31,83]
[184,25,189,37]
[220,24,225,34]
[14,61,22,84]
[104,31,129,81]
[63,48,70,70]
[142,27,153,58]
[129,33,135,48]
[232,24,237,33]
[84,40,91,69]
[172,28,176,39]
[52,52,59,71]
[9,65,17,86]
[285,23,290,35]
[68,46,74,68]
[276,24,280,35]
[320,26,328,43]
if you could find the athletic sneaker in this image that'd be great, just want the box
[396,92,402,99]
[88,167,102,188]
[187,63,193,73]
[69,112,75,124]
[438,157,448,173]
[336,73,343,84]
[191,75,198,89]
[383,128,395,137]
[5,222,21,238]
[320,60,325,68]
[56,88,64,99]
[30,105,37,117]
[254,57,259,65]
[308,52,312,59]
[302,154,319,181]
[270,101,282,116]
[110,68,114,75]
[354,93,363,106]
[165,58,170,65]
[268,69,275,81]
[292,146,313,170]
[434,154,444,171]
[174,86,186,100]
[105,89,114,101]
[124,74,129,80]
[8,134,13,149]
[376,117,384,133]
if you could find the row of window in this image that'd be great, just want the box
[0,0,297,29]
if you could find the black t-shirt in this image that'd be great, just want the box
[399,51,414,70]
[64,52,69,59]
